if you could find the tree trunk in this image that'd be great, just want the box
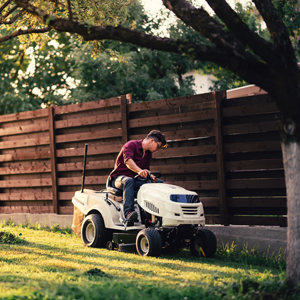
[282,140,300,285]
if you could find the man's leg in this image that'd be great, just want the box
[113,175,138,220]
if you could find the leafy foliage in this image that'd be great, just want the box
[0,0,197,113]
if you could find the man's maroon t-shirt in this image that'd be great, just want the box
[110,139,152,179]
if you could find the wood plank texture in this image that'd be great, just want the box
[55,128,122,143]
[0,93,286,226]
[153,145,217,159]
[223,121,280,135]
[0,137,50,150]
[129,127,215,141]
[55,112,122,129]
[128,93,215,113]
[0,108,48,123]
[226,178,285,189]
[129,110,215,128]
[222,102,279,117]
[54,97,121,114]
[0,164,51,175]
[225,159,283,171]
[0,121,49,137]
[0,150,50,162]
[224,141,281,153]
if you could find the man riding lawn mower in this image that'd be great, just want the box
[72,130,217,257]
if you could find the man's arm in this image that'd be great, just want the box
[125,159,150,178]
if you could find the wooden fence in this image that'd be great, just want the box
[0,91,286,226]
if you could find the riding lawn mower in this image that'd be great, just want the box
[71,144,217,257]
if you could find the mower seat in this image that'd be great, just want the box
[106,176,123,197]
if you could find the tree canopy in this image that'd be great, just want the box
[0,0,198,113]
[1,0,299,124]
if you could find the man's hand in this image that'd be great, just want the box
[138,169,150,178]
[150,174,158,183]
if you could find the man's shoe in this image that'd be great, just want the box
[126,211,138,222]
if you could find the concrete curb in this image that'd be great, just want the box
[0,213,73,229]
[206,225,287,257]
[0,214,287,257]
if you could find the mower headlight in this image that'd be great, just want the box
[170,194,200,203]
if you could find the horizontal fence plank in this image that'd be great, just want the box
[0,108,48,123]
[0,137,50,150]
[54,97,121,115]
[228,207,286,215]
[58,176,107,186]
[222,94,273,108]
[223,121,280,135]
[129,110,215,128]
[153,145,217,159]
[227,197,286,207]
[0,121,49,137]
[0,178,52,188]
[55,128,122,143]
[55,112,122,129]
[0,164,51,175]
[225,159,283,171]
[59,192,78,200]
[200,197,219,207]
[56,144,122,158]
[129,128,215,141]
[152,163,218,174]
[222,102,279,117]
[57,160,115,172]
[228,216,286,226]
[226,178,285,189]
[165,180,218,190]
[128,94,215,113]
[0,192,53,201]
[0,150,50,162]
[224,141,281,153]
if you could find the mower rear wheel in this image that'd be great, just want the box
[136,228,163,257]
[190,228,217,258]
[81,214,110,248]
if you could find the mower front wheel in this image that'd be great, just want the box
[190,228,217,258]
[81,214,110,248]
[136,228,163,257]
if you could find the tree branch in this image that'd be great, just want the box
[0,0,14,13]
[205,0,279,66]
[0,26,52,43]
[162,0,246,55]
[1,8,24,25]
[66,0,73,22]
[252,0,297,68]
[2,4,18,19]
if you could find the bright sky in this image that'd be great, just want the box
[142,0,249,16]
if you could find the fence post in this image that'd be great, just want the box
[214,91,228,225]
[49,105,59,214]
[121,94,130,144]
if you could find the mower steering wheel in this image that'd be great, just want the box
[134,171,161,183]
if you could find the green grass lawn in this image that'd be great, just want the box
[0,221,298,300]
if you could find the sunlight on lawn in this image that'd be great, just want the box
[0,224,286,299]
